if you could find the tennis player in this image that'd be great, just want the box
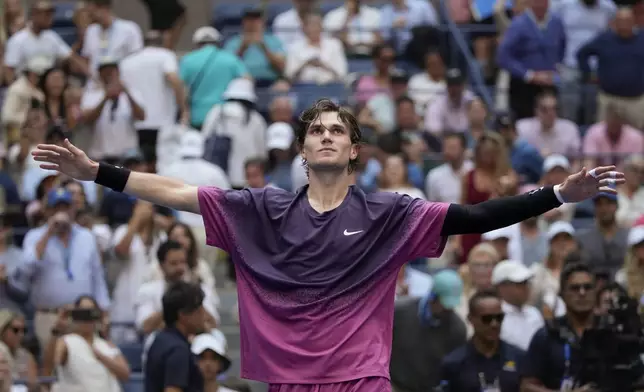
[33,99,623,392]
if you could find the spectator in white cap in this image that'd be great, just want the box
[615,225,644,299]
[191,332,236,392]
[159,130,230,263]
[540,154,575,225]
[180,26,249,130]
[516,184,548,267]
[1,56,50,143]
[266,122,294,191]
[529,221,577,312]
[616,154,644,228]
[202,79,266,189]
[492,259,544,350]
[482,225,522,262]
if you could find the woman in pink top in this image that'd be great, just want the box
[354,44,395,104]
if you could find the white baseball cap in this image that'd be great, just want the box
[191,331,231,373]
[547,221,575,241]
[267,122,294,151]
[628,226,644,247]
[179,130,205,158]
[543,154,571,173]
[491,260,533,285]
[222,78,257,102]
[192,26,222,44]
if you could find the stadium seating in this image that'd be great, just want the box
[122,373,144,392]
[120,343,144,372]
[52,2,76,29]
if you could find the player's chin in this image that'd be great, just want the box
[308,159,347,172]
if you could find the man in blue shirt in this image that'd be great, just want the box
[224,8,285,87]
[145,281,206,392]
[439,290,524,392]
[577,8,644,129]
[497,0,566,119]
[180,26,249,129]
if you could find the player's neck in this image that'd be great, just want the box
[307,171,352,213]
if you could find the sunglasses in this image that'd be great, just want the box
[568,283,594,292]
[480,313,505,325]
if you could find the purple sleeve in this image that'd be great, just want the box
[405,200,450,259]
[197,186,251,253]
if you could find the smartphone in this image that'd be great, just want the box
[70,308,102,322]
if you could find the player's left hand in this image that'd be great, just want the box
[557,166,625,203]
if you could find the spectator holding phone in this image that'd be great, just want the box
[52,295,130,392]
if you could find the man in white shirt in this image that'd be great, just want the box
[3,1,88,84]
[492,260,544,350]
[323,0,382,56]
[83,0,143,81]
[272,0,318,48]
[425,132,472,203]
[120,30,187,166]
[80,58,145,162]
[135,240,219,336]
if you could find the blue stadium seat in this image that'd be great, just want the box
[213,3,250,31]
[348,58,374,74]
[290,83,349,113]
[319,1,344,15]
[54,27,77,47]
[52,2,76,29]
[266,3,292,25]
[122,373,144,392]
[120,343,143,372]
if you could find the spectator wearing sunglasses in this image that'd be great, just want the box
[0,311,37,390]
[492,260,544,351]
[438,290,523,392]
[520,263,597,391]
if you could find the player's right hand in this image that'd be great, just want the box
[32,139,99,182]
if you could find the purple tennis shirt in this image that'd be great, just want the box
[198,185,449,384]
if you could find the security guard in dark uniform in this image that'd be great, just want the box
[520,263,597,392]
[438,290,524,392]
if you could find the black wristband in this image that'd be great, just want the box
[94,162,131,192]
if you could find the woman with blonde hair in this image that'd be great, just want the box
[456,131,517,263]
[615,226,644,300]
[378,154,426,200]
[455,242,500,336]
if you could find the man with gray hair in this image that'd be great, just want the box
[120,30,188,167]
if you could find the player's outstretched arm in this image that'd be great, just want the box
[33,140,201,214]
[440,166,624,236]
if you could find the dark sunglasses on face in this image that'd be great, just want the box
[568,283,594,293]
[480,313,505,325]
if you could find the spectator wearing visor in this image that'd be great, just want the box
[520,263,597,391]
[17,188,110,349]
[390,269,467,392]
[492,260,544,351]
[191,332,238,392]
[438,290,523,392]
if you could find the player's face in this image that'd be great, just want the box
[301,111,358,174]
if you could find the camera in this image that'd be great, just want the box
[69,308,102,322]
[575,288,644,391]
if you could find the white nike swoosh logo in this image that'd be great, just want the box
[343,229,364,236]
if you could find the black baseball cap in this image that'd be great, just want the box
[243,7,263,18]
[446,68,465,85]
[390,69,409,84]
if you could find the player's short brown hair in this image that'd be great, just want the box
[296,99,362,174]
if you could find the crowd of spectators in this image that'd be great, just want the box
[0,0,642,391]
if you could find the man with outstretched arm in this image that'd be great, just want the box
[33,99,623,392]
